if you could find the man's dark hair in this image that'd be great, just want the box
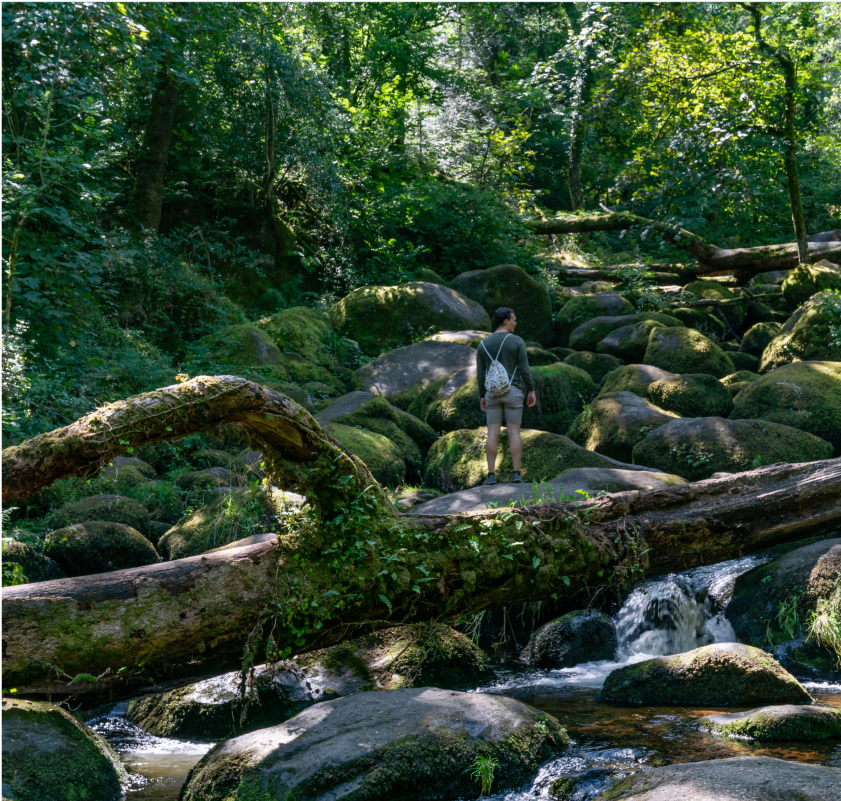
[492,307,515,330]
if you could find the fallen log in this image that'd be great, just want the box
[3,379,840,698]
[527,212,841,277]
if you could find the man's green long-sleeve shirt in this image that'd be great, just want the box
[476,332,535,397]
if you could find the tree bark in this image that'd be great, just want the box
[2,378,840,698]
[127,68,180,233]
[525,212,841,277]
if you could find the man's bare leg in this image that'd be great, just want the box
[508,424,522,472]
[486,424,502,475]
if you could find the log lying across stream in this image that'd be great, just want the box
[3,377,840,698]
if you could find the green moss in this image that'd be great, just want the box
[1,698,126,801]
[760,291,841,371]
[2,540,65,584]
[48,494,151,538]
[684,280,744,330]
[596,319,673,363]
[175,466,240,491]
[699,706,841,741]
[781,260,841,308]
[644,326,736,378]
[740,322,781,358]
[414,267,447,285]
[528,346,562,365]
[598,364,676,399]
[449,264,555,345]
[555,293,635,348]
[331,282,491,355]
[279,352,346,396]
[192,324,283,367]
[647,373,734,418]
[257,306,335,367]
[568,312,683,352]
[632,417,833,482]
[44,521,159,576]
[670,306,728,341]
[423,427,626,491]
[158,487,285,560]
[729,351,760,372]
[731,361,841,456]
[563,351,624,385]
[325,422,407,487]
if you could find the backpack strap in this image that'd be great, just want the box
[495,334,512,361]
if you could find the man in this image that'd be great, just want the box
[477,307,536,485]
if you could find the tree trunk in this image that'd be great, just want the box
[127,68,180,233]
[3,379,840,698]
[525,212,841,277]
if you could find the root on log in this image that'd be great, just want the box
[3,378,840,698]
[527,212,841,277]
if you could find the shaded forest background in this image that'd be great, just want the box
[3,1,840,445]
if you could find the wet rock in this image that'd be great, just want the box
[644,327,736,379]
[422,428,648,493]
[332,281,491,355]
[563,351,625,385]
[697,704,841,741]
[632,417,833,481]
[181,688,569,801]
[1,698,126,801]
[730,361,841,455]
[1,540,65,584]
[556,293,636,348]
[598,364,677,400]
[48,494,151,539]
[126,664,328,741]
[599,756,840,801]
[450,264,554,345]
[647,373,734,418]
[760,292,841,371]
[600,643,811,706]
[523,610,617,668]
[44,521,160,577]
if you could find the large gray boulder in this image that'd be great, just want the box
[354,340,476,406]
[2,699,126,801]
[522,610,617,668]
[569,313,683,352]
[332,282,491,355]
[597,319,672,363]
[44,521,159,577]
[181,688,569,801]
[566,391,680,463]
[449,264,554,345]
[600,643,811,706]
[647,373,734,418]
[599,756,841,801]
[314,391,375,423]
[760,292,841,371]
[697,705,841,741]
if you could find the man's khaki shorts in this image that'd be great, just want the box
[485,386,524,426]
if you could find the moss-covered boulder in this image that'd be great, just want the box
[325,422,407,486]
[423,427,636,491]
[740,322,781,358]
[643,326,736,378]
[332,282,491,355]
[100,454,156,485]
[699,704,841,742]
[595,319,672,363]
[567,391,679,463]
[424,329,490,348]
[601,643,811,706]
[449,264,554,345]
[563,351,624,385]
[729,351,760,373]
[181,688,569,801]
[189,449,237,469]
[159,487,296,560]
[279,351,346,396]
[415,267,447,285]
[684,280,745,330]
[257,305,334,367]
[721,369,761,398]
[760,291,841,372]
[354,340,477,407]
[669,306,728,341]
[599,756,840,801]
[44,521,159,576]
[598,364,677,399]
[522,610,617,669]
[725,537,841,646]
[193,323,283,366]
[528,346,562,365]
[1,698,126,801]
[2,540,65,584]
[548,346,576,360]
[175,466,240,491]
[126,664,325,741]
[633,417,833,481]
[731,361,841,455]
[781,259,841,308]
[556,293,635,347]
[333,396,437,483]
[647,373,734,418]
[48,494,151,539]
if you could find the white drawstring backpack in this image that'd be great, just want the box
[481,334,517,398]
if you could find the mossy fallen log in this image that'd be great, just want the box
[3,378,840,698]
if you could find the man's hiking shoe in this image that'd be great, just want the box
[483,474,498,485]
[512,472,524,484]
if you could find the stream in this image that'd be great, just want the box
[92,554,841,800]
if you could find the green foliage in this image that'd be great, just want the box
[469,754,499,797]
[808,583,841,666]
